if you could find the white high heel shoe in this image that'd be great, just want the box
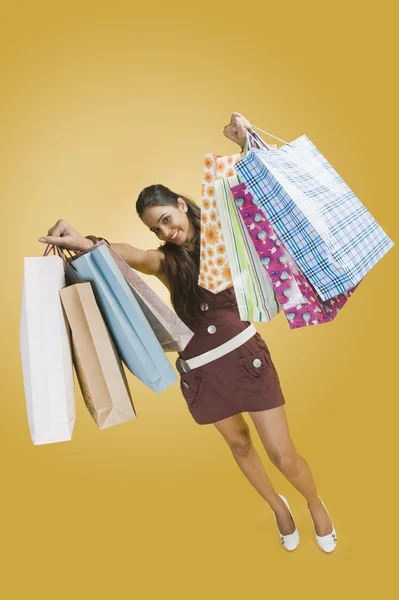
[273,495,300,551]
[310,496,338,553]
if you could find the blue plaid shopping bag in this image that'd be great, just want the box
[64,242,177,393]
[235,127,394,301]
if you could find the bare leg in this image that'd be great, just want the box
[249,406,333,536]
[213,412,296,535]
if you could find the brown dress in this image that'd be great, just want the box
[176,286,286,425]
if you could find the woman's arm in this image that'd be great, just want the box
[109,243,165,276]
[39,220,165,276]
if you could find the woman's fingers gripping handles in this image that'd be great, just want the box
[38,219,93,252]
[223,112,255,149]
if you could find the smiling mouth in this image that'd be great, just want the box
[169,231,180,240]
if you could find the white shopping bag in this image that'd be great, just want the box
[19,254,76,445]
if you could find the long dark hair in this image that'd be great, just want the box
[136,184,210,329]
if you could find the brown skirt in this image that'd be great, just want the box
[176,287,286,425]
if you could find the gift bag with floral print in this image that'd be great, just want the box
[198,140,277,294]
[198,152,242,293]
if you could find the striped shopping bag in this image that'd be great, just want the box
[214,176,280,322]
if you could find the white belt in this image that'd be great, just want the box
[177,323,257,373]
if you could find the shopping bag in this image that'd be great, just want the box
[60,282,137,429]
[230,181,359,328]
[199,138,277,293]
[215,176,280,322]
[199,151,242,292]
[19,252,75,445]
[235,128,394,300]
[64,243,177,393]
[107,245,194,352]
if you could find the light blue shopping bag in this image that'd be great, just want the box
[65,242,177,393]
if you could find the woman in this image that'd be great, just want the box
[39,112,338,553]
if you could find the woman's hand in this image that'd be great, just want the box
[38,219,93,252]
[223,112,254,149]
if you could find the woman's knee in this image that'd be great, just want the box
[229,428,253,456]
[269,451,299,476]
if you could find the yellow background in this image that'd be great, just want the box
[1,0,397,597]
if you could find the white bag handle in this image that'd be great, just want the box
[242,125,293,156]
[251,124,289,145]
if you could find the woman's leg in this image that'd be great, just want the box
[248,406,333,536]
[213,412,296,535]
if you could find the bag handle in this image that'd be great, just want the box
[42,244,74,265]
[251,124,289,145]
[242,124,292,157]
[242,130,262,157]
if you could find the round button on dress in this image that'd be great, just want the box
[176,286,286,425]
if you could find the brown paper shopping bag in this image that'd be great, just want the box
[59,282,137,429]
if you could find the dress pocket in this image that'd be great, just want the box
[236,349,274,394]
[179,370,206,406]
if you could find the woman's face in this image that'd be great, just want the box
[141,199,196,245]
